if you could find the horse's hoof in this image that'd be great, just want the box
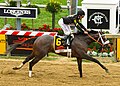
[13,67,20,70]
[105,69,109,73]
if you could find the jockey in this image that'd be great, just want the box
[58,9,89,46]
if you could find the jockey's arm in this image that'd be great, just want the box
[77,22,88,31]
[74,20,87,33]
[78,22,92,32]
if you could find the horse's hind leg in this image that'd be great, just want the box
[13,52,35,70]
[29,53,47,77]
[22,52,35,64]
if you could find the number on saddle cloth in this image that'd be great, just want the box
[54,35,73,50]
[54,35,66,50]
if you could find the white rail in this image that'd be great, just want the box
[1,3,120,13]
[0,3,81,9]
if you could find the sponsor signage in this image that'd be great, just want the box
[87,9,110,29]
[0,7,37,19]
[117,39,120,61]
[0,35,6,54]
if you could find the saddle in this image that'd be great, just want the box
[54,35,73,57]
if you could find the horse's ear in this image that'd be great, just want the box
[99,31,104,34]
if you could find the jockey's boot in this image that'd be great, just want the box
[64,34,74,46]
[63,35,70,46]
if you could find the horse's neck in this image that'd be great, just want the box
[75,34,95,45]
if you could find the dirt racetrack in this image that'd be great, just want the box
[0,57,120,86]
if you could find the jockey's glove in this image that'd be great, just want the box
[84,31,88,34]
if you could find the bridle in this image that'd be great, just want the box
[87,31,109,47]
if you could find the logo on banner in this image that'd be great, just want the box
[88,12,108,27]
[4,9,31,17]
[0,7,37,18]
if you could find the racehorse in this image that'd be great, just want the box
[7,30,110,78]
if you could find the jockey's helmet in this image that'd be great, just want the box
[77,9,85,16]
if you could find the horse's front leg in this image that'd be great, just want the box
[77,57,82,77]
[83,53,109,73]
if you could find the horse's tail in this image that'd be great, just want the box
[6,37,38,54]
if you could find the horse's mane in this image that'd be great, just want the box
[74,30,99,37]
[88,30,99,34]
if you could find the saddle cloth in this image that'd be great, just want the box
[54,35,71,53]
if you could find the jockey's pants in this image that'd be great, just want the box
[58,18,77,35]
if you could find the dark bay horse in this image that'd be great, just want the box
[7,30,110,78]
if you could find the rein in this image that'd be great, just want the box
[87,32,104,46]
